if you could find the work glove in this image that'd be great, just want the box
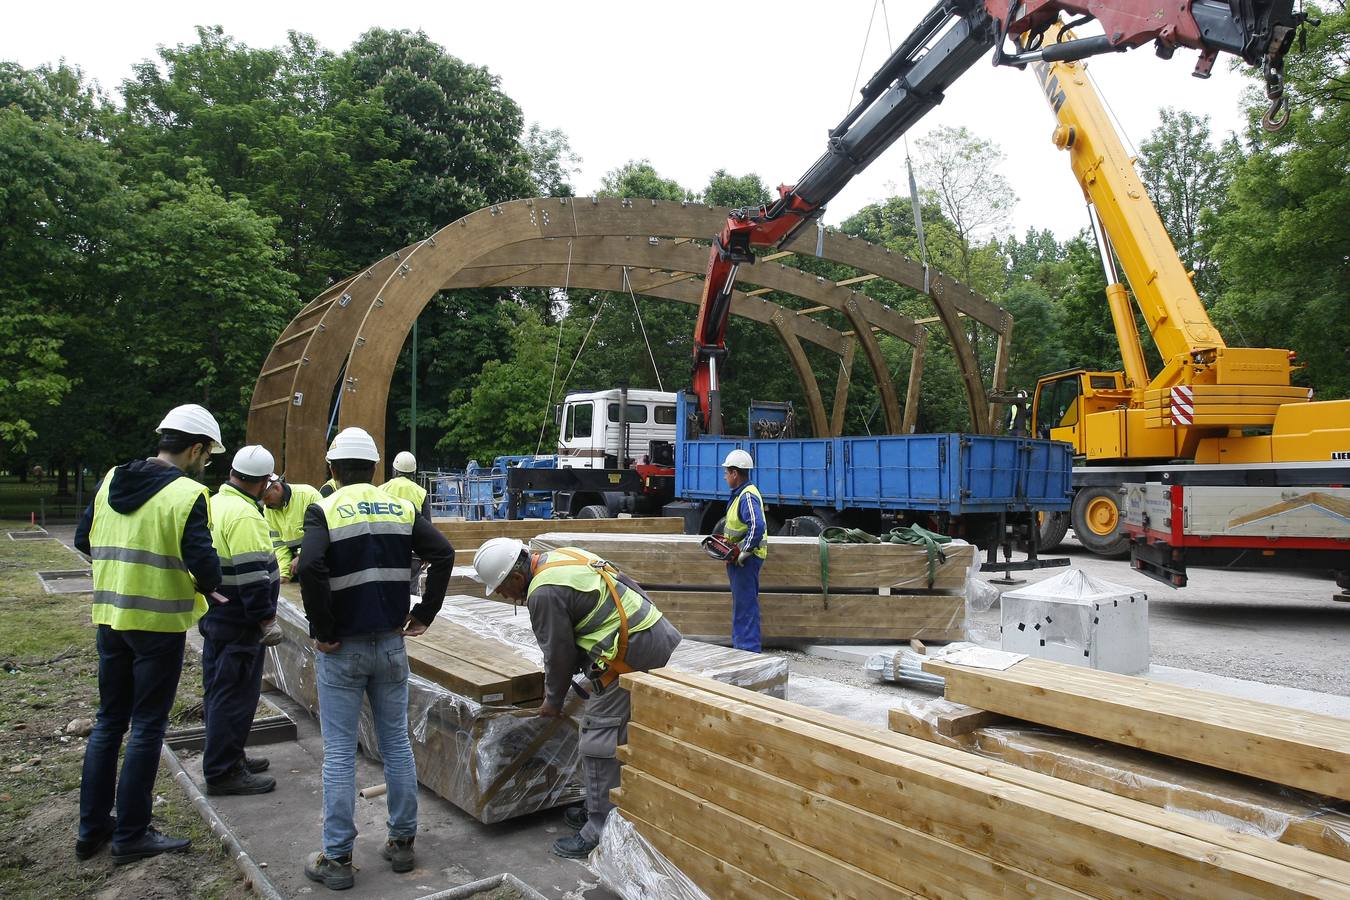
[735,550,749,566]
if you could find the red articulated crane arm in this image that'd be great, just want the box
[689,0,1304,434]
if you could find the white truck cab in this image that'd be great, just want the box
[557,388,678,470]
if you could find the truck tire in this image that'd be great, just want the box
[1070,487,1129,557]
[1038,510,1070,551]
[576,504,610,519]
[782,514,827,537]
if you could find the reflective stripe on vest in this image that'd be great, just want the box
[528,548,663,669]
[723,482,769,559]
[379,476,427,511]
[317,483,415,606]
[210,484,280,598]
[89,467,210,632]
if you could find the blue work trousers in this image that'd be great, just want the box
[79,626,186,846]
[315,631,418,859]
[199,619,265,782]
[727,554,764,652]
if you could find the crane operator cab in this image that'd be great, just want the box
[1031,370,1132,456]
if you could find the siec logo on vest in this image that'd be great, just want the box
[336,500,405,518]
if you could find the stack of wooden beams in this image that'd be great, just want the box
[406,625,542,705]
[889,700,1350,862]
[613,668,1350,898]
[530,532,973,642]
[432,516,683,554]
[921,656,1350,802]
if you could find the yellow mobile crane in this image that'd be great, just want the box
[1026,23,1350,568]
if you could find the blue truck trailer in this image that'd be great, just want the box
[505,390,1072,570]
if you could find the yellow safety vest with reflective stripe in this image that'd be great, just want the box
[723,483,769,559]
[264,482,322,574]
[210,483,280,605]
[317,483,416,604]
[528,548,663,671]
[379,476,427,513]
[89,468,210,633]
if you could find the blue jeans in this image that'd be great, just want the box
[79,626,186,845]
[315,632,418,858]
[727,555,764,652]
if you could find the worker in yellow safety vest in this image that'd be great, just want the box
[379,451,431,593]
[261,477,323,582]
[471,538,682,859]
[73,404,225,865]
[721,449,768,652]
[200,445,282,798]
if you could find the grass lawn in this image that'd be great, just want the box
[0,523,248,899]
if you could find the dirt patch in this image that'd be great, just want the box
[0,526,249,899]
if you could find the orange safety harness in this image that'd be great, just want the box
[531,549,634,689]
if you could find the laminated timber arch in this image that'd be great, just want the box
[248,198,1012,484]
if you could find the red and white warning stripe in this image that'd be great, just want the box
[1170,385,1195,426]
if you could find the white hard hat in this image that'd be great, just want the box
[393,451,417,474]
[471,537,527,594]
[231,445,275,478]
[157,404,225,454]
[722,449,754,470]
[326,427,380,462]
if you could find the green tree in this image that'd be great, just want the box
[1212,2,1349,398]
[524,123,580,196]
[704,169,770,207]
[915,125,1017,289]
[599,160,695,202]
[1138,108,1239,299]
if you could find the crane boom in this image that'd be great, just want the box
[689,0,1305,434]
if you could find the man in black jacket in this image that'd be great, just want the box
[297,427,454,891]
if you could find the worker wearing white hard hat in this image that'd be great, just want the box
[379,451,432,594]
[298,426,455,889]
[469,537,682,860]
[722,448,768,652]
[74,405,227,863]
[199,446,281,797]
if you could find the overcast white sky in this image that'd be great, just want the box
[3,0,1253,240]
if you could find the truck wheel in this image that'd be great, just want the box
[1070,487,1129,557]
[783,514,827,537]
[1038,510,1070,551]
[576,504,610,519]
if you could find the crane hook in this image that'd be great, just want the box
[1261,60,1290,132]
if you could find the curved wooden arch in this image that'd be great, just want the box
[248,198,1011,483]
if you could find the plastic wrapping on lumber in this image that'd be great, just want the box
[264,593,790,824]
[889,697,1350,863]
[590,809,713,900]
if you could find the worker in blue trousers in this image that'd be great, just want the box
[720,449,767,652]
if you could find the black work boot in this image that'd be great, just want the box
[562,805,587,830]
[381,836,415,873]
[74,819,115,860]
[110,827,191,865]
[552,832,598,859]
[206,764,276,796]
[243,755,270,774]
[305,851,356,890]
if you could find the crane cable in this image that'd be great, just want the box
[622,266,665,392]
[535,238,575,455]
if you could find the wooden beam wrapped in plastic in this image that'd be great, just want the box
[264,590,787,823]
[923,656,1350,802]
[610,669,1350,899]
[888,699,1350,863]
[432,516,684,554]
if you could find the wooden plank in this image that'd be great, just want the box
[414,621,541,683]
[433,517,684,552]
[617,768,916,900]
[935,704,1010,737]
[619,725,1081,899]
[887,704,1350,863]
[636,670,1350,895]
[923,657,1350,802]
[531,532,973,591]
[404,642,515,704]
[620,809,796,900]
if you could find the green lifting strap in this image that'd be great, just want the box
[817,524,953,607]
